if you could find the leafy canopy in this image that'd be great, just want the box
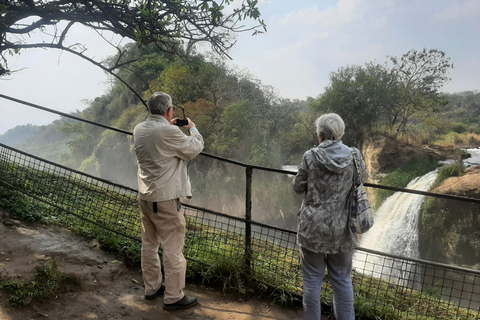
[0,0,266,77]
[314,48,454,145]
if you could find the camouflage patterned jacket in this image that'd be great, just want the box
[293,140,368,254]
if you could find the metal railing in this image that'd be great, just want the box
[2,142,480,319]
[2,94,480,319]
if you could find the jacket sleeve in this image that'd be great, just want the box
[353,148,369,184]
[292,151,309,194]
[168,127,205,161]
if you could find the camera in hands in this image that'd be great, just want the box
[176,119,189,127]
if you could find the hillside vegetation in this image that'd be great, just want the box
[1,47,479,184]
[419,166,480,268]
[1,46,479,232]
[0,118,76,163]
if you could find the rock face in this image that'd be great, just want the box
[419,167,480,268]
[361,136,448,206]
[361,136,479,267]
[361,137,446,181]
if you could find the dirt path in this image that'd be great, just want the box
[0,211,308,320]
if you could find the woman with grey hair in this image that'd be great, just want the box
[293,113,368,320]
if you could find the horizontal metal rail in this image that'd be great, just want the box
[2,141,477,277]
[1,93,480,205]
[2,142,480,319]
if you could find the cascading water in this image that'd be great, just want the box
[352,149,480,304]
[353,169,438,282]
[359,170,438,258]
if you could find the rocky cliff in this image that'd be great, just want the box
[361,136,460,181]
[419,166,480,267]
[361,136,479,267]
[361,137,458,206]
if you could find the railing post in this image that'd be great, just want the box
[245,166,252,274]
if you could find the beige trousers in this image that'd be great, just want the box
[139,199,186,304]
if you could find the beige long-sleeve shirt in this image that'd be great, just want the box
[133,115,204,202]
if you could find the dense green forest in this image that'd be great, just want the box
[1,46,480,189]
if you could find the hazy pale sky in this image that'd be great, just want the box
[1,0,479,134]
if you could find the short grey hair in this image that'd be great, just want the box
[147,92,172,115]
[315,113,345,140]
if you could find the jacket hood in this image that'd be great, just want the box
[311,140,353,174]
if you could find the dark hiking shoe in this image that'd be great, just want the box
[163,295,198,310]
[144,284,165,300]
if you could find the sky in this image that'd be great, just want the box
[1,0,479,135]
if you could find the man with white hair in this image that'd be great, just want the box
[133,92,204,310]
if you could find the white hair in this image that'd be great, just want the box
[147,92,172,115]
[315,113,345,140]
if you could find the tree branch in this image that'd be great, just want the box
[2,42,148,109]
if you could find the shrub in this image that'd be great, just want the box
[450,122,468,134]
[431,162,464,190]
[375,158,437,207]
[466,133,480,146]
[0,259,73,307]
[436,132,480,147]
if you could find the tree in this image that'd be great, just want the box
[210,100,259,160]
[314,48,454,144]
[274,98,314,164]
[153,59,200,104]
[0,0,266,82]
[315,62,399,145]
[388,48,454,135]
[146,54,275,151]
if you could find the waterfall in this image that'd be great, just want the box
[352,150,480,293]
[353,169,438,281]
[359,169,438,257]
[359,148,479,261]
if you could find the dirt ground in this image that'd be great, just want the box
[0,209,312,320]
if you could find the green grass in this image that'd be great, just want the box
[430,162,465,190]
[0,259,75,307]
[375,158,437,208]
[1,159,479,319]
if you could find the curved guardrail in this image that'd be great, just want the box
[2,94,480,319]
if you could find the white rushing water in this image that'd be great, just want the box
[463,148,480,167]
[357,148,480,259]
[354,148,480,280]
[353,170,438,281]
[358,170,438,258]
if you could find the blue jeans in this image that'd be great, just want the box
[300,247,355,320]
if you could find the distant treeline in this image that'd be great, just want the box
[1,45,479,186]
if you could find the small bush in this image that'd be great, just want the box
[0,188,44,221]
[435,132,480,146]
[376,158,437,207]
[0,259,72,307]
[466,133,480,146]
[454,135,464,145]
[450,122,468,134]
[431,163,464,190]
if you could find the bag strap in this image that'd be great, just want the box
[349,148,361,187]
